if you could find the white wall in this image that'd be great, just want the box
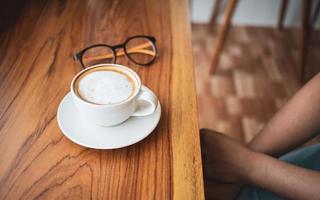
[191,0,320,28]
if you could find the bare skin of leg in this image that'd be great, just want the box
[201,73,320,199]
[248,73,320,156]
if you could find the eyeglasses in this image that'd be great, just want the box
[74,35,157,69]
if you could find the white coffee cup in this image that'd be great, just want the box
[70,64,158,126]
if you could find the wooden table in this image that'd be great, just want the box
[0,0,204,199]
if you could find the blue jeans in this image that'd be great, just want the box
[236,144,320,200]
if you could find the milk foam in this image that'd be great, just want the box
[78,70,134,104]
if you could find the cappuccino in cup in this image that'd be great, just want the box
[71,64,158,126]
[74,66,136,105]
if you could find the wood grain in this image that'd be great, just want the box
[169,0,204,199]
[0,0,204,199]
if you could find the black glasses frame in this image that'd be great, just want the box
[74,35,157,69]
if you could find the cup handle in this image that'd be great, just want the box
[132,86,158,117]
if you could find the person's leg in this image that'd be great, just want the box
[248,73,320,157]
[237,144,320,200]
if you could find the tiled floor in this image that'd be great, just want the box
[192,24,320,144]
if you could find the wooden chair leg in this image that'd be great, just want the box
[300,0,311,83]
[209,0,238,75]
[208,0,223,33]
[277,0,288,30]
[312,0,320,26]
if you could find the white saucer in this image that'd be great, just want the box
[57,88,161,149]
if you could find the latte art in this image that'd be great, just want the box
[76,70,135,105]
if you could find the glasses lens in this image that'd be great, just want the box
[82,46,115,67]
[125,37,156,65]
